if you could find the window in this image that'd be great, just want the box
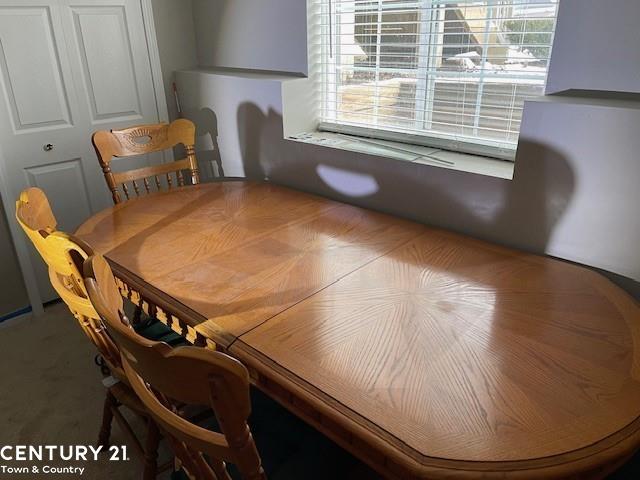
[315,0,559,160]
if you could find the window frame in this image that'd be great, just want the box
[316,0,559,161]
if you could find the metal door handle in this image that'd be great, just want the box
[43,143,54,151]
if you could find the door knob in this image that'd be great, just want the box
[43,143,54,152]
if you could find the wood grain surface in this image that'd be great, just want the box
[76,180,640,478]
[76,182,422,340]
[236,229,640,462]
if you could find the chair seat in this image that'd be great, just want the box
[134,319,187,347]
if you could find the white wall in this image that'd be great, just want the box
[546,0,640,95]
[192,0,308,75]
[150,0,199,120]
[519,98,640,280]
[179,0,640,295]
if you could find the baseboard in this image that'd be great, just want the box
[0,306,32,324]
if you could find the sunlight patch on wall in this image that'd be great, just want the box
[316,165,379,197]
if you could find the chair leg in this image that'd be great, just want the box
[143,420,161,480]
[98,391,115,447]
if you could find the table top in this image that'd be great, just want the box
[76,181,422,341]
[77,181,640,473]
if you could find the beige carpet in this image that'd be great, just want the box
[0,302,171,479]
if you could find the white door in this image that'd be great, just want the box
[0,0,165,309]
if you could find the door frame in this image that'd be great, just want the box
[0,0,169,315]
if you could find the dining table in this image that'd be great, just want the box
[76,180,640,479]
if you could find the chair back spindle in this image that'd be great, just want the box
[92,119,199,204]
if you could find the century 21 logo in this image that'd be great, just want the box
[0,445,129,462]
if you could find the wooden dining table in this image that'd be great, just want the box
[76,180,640,479]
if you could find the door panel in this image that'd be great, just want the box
[0,0,163,306]
[24,158,92,232]
[62,0,164,182]
[0,6,72,131]
[70,5,142,123]
[63,0,158,132]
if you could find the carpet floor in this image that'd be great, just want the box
[0,302,156,479]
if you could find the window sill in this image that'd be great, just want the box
[286,131,515,180]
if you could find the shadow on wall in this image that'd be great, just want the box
[190,108,225,179]
[235,102,575,256]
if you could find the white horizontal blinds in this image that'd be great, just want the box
[317,0,559,158]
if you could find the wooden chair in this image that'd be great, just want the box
[92,118,200,204]
[15,187,164,479]
[83,254,267,480]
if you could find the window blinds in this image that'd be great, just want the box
[314,0,559,159]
